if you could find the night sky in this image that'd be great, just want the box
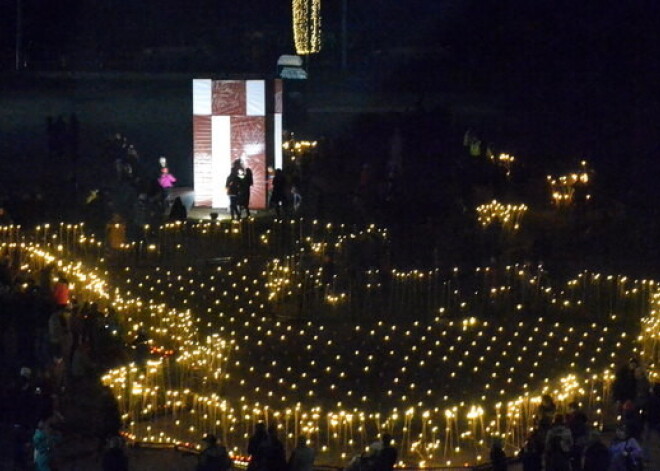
[0,0,658,177]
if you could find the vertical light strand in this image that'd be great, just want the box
[293,0,322,55]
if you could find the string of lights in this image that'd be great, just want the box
[292,0,322,55]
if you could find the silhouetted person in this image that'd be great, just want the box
[226,168,242,221]
[169,197,187,222]
[270,169,288,219]
[239,167,254,217]
[247,422,268,471]
[102,436,129,471]
[536,394,557,430]
[373,433,397,471]
[288,436,315,471]
[545,435,570,471]
[519,436,542,471]
[613,358,638,407]
[261,425,286,471]
[582,430,610,471]
[197,434,231,471]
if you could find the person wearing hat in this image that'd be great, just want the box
[197,434,232,471]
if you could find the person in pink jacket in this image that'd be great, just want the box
[158,167,177,189]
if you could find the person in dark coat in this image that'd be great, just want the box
[102,436,129,471]
[226,168,242,221]
[239,167,254,218]
[490,438,507,471]
[260,425,286,471]
[168,197,187,222]
[197,434,231,471]
[269,169,288,219]
[646,383,660,433]
[519,434,542,471]
[373,434,397,471]
[613,358,639,408]
[247,422,268,471]
[545,435,571,471]
[582,430,610,471]
[536,394,557,430]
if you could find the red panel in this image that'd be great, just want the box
[212,80,246,116]
[193,115,213,207]
[231,116,267,209]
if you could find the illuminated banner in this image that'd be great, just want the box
[193,79,283,209]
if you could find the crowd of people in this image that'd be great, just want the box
[0,255,127,470]
[509,356,660,471]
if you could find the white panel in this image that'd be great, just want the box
[193,79,212,115]
[274,113,283,170]
[246,80,266,116]
[211,116,232,208]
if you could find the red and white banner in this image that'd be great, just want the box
[193,79,282,209]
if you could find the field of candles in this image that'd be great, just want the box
[4,220,659,467]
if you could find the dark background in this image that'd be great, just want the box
[0,0,659,273]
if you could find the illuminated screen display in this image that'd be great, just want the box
[193,79,282,209]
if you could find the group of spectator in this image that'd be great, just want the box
[513,357,659,471]
[0,255,127,470]
[225,159,254,221]
[239,422,318,471]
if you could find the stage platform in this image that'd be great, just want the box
[169,187,270,221]
[187,206,266,221]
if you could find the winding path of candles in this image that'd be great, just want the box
[1,220,656,467]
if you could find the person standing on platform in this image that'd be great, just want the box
[239,166,254,218]
[226,168,242,221]
[158,167,177,191]
[270,169,288,219]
